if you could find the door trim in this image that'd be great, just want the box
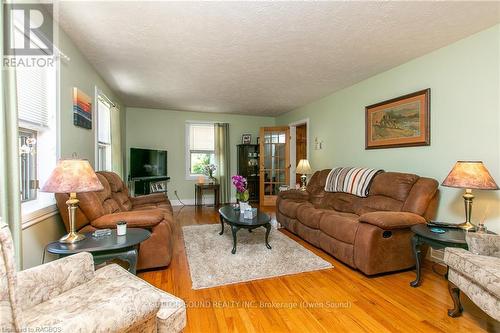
[289,118,309,188]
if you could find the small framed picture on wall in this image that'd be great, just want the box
[242,134,252,144]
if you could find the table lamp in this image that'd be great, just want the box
[442,161,498,231]
[41,159,103,243]
[296,159,312,191]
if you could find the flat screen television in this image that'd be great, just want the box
[130,148,168,179]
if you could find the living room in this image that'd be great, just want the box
[1,1,500,332]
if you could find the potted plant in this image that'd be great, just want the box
[203,164,217,184]
[232,175,249,210]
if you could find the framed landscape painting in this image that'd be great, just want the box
[365,89,430,149]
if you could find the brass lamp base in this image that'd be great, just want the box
[300,174,307,191]
[457,221,476,231]
[59,192,86,243]
[59,231,86,243]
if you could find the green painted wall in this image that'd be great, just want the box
[126,108,275,202]
[22,25,125,269]
[276,25,500,232]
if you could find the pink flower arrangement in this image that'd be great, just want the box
[232,175,249,202]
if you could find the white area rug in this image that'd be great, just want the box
[182,224,333,289]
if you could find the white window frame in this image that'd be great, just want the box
[95,88,113,172]
[185,121,216,180]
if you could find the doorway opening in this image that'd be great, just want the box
[289,119,309,189]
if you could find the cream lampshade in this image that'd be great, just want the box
[442,161,498,231]
[296,159,312,191]
[42,159,103,243]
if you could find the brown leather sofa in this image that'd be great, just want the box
[277,169,439,275]
[55,171,174,270]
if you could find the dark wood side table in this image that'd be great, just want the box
[195,183,220,207]
[46,228,150,275]
[410,224,468,287]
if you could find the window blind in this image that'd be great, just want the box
[16,67,49,127]
[189,124,214,151]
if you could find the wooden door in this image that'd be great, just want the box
[295,124,307,185]
[259,127,290,206]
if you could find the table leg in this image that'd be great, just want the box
[231,225,239,254]
[215,187,219,207]
[219,215,225,235]
[410,235,422,287]
[92,247,138,275]
[265,223,272,250]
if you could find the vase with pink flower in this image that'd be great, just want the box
[231,175,249,210]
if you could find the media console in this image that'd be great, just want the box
[129,176,170,196]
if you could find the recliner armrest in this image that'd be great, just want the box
[130,193,168,206]
[358,211,426,230]
[16,252,95,311]
[278,190,310,202]
[91,210,165,229]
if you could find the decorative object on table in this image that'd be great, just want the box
[444,233,500,321]
[182,223,332,289]
[92,229,112,238]
[296,159,312,191]
[241,133,252,144]
[243,207,258,219]
[117,221,127,236]
[365,88,430,149]
[73,87,92,129]
[232,175,249,209]
[197,175,205,184]
[442,161,499,231]
[203,163,217,184]
[279,185,290,192]
[42,159,103,243]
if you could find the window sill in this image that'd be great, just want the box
[22,204,59,230]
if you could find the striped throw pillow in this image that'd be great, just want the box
[324,167,383,197]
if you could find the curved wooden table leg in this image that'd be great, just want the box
[448,281,463,317]
[219,215,225,235]
[410,234,422,287]
[231,225,239,254]
[265,223,272,250]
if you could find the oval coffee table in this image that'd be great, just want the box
[218,205,272,254]
[47,228,150,274]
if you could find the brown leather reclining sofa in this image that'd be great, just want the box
[55,171,174,270]
[277,169,439,275]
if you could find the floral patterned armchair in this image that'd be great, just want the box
[444,232,500,320]
[0,222,186,332]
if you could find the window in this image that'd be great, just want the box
[15,52,57,216]
[186,123,215,178]
[97,96,112,171]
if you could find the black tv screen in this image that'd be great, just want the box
[130,148,168,179]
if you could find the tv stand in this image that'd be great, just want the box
[129,176,170,196]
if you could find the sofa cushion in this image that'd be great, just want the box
[319,210,359,244]
[98,171,133,211]
[297,204,324,229]
[278,199,307,219]
[369,172,419,202]
[321,192,359,214]
[445,247,500,299]
[22,264,162,332]
[354,195,404,216]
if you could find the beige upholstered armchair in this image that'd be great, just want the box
[444,232,500,320]
[0,223,186,332]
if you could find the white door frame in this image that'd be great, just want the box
[289,118,310,188]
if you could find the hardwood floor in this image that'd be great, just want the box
[139,205,499,332]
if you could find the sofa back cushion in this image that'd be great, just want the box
[97,171,133,211]
[311,169,438,218]
[55,174,121,232]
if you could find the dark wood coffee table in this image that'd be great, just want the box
[410,224,468,287]
[218,205,272,254]
[47,228,150,274]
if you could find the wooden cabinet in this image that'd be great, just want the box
[237,144,260,202]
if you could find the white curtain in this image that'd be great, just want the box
[1,2,23,269]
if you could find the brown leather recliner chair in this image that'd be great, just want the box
[277,169,439,275]
[55,171,174,270]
